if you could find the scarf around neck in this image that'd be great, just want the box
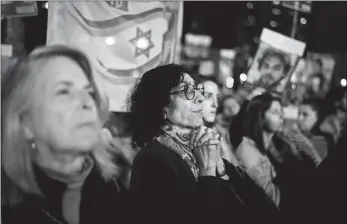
[156,124,200,180]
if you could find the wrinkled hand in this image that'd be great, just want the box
[190,126,221,176]
[216,148,226,176]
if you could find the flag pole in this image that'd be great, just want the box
[291,1,299,38]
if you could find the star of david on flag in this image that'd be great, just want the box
[46,1,183,112]
[129,27,155,59]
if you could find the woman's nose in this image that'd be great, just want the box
[212,97,218,108]
[194,90,205,104]
[79,91,94,110]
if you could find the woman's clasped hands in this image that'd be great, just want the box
[189,126,226,177]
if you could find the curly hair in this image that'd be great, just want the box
[126,64,187,148]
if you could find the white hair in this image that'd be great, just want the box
[2,45,118,205]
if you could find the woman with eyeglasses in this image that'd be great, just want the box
[127,64,280,224]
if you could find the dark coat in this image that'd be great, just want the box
[305,130,346,224]
[2,164,129,224]
[130,140,280,224]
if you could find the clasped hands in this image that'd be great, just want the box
[189,126,226,177]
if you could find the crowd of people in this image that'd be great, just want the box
[1,45,346,224]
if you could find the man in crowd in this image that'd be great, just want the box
[256,49,291,92]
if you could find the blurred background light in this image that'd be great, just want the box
[341,78,347,87]
[226,77,234,88]
[105,37,115,45]
[246,2,254,9]
[272,8,281,15]
[300,17,307,25]
[240,73,248,82]
[136,38,149,49]
[270,21,277,27]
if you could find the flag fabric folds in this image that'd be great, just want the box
[47,1,183,111]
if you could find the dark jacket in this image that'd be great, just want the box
[2,164,129,224]
[130,140,280,224]
[305,130,346,224]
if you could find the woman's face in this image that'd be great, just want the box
[298,105,318,132]
[202,81,220,123]
[165,73,205,130]
[24,57,102,154]
[264,101,284,133]
[309,76,322,93]
[223,98,240,118]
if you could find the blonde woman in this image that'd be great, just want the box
[1,45,128,224]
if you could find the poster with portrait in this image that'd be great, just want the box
[246,28,306,97]
[304,53,336,98]
[287,53,336,101]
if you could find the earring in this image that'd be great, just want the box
[163,110,167,120]
[29,141,36,149]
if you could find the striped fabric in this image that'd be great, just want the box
[280,130,324,166]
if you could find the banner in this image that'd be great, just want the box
[246,28,306,98]
[47,1,183,111]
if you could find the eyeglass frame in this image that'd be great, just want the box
[170,82,205,100]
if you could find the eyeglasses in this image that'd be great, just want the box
[170,83,205,100]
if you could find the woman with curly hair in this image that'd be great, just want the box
[127,64,279,224]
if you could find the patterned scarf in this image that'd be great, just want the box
[156,125,200,180]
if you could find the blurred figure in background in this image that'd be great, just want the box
[305,129,346,224]
[215,94,242,164]
[196,76,239,165]
[103,112,138,189]
[215,94,241,137]
[297,98,333,160]
[196,76,220,128]
[304,72,326,99]
[229,93,317,215]
[230,94,284,206]
[320,86,347,144]
[1,46,128,224]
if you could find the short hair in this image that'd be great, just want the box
[257,49,291,74]
[126,64,187,148]
[2,45,117,206]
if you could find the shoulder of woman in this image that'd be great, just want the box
[239,136,257,148]
[132,141,182,172]
[235,137,262,167]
